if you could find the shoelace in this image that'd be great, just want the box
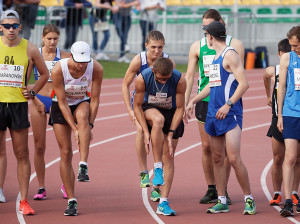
[37,188,45,194]
[273,194,280,200]
[140,173,148,179]
[68,201,77,209]
[80,166,87,175]
[246,199,254,208]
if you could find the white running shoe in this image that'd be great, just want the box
[95,52,110,61]
[0,188,6,203]
[125,44,130,53]
[117,56,130,63]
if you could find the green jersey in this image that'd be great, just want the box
[198,35,232,102]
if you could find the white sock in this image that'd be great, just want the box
[79,161,88,167]
[159,197,168,204]
[244,194,253,202]
[68,198,77,203]
[292,191,298,195]
[218,196,226,204]
[154,162,162,169]
[274,191,281,195]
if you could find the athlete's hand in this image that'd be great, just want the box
[73,129,80,146]
[21,87,34,100]
[216,104,230,120]
[277,116,283,133]
[33,98,46,116]
[167,134,174,157]
[185,101,194,121]
[129,110,136,124]
[267,97,272,107]
[143,131,151,155]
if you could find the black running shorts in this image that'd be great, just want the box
[266,116,284,143]
[195,101,208,123]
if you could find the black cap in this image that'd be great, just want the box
[203,21,226,38]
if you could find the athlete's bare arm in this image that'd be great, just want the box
[184,40,200,106]
[277,53,289,132]
[60,50,70,59]
[89,60,103,125]
[263,66,275,107]
[230,38,245,66]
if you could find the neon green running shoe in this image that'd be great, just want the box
[140,173,151,188]
[206,200,229,214]
[151,188,161,202]
[243,198,256,215]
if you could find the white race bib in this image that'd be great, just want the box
[148,94,172,109]
[209,64,221,87]
[203,55,215,77]
[65,84,88,99]
[0,64,24,87]
[294,68,300,91]
[36,61,58,82]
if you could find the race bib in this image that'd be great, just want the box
[65,84,88,99]
[36,61,58,82]
[209,64,221,87]
[294,68,300,90]
[203,55,215,77]
[0,64,24,87]
[148,94,172,109]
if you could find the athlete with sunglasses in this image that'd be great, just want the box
[0,10,49,215]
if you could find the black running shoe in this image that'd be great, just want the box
[77,164,89,182]
[199,188,218,204]
[297,203,300,214]
[280,202,293,217]
[226,191,232,205]
[64,200,78,216]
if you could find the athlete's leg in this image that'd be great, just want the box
[0,131,6,190]
[225,125,251,195]
[53,123,75,199]
[292,144,300,193]
[30,102,47,188]
[160,137,178,198]
[144,109,164,163]
[10,129,30,201]
[283,139,299,200]
[73,102,91,163]
[271,137,285,192]
[135,120,147,171]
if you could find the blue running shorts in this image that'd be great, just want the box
[205,115,242,137]
[282,116,300,140]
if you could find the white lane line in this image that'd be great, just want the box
[261,160,300,224]
[143,123,270,223]
[16,131,137,224]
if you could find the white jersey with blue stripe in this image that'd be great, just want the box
[207,47,243,118]
[283,51,300,117]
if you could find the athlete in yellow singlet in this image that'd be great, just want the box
[0,10,48,215]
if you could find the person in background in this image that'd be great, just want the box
[89,0,118,61]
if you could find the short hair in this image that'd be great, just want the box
[153,58,173,77]
[146,30,165,44]
[278,38,291,53]
[287,25,300,42]
[202,9,226,26]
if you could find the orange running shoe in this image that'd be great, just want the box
[269,193,281,206]
[292,194,299,205]
[19,199,35,215]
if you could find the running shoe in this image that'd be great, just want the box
[152,168,164,186]
[297,203,300,213]
[292,193,299,205]
[243,198,256,215]
[199,187,218,204]
[64,200,78,216]
[206,200,229,213]
[270,193,281,206]
[140,172,151,188]
[156,201,176,216]
[33,188,47,200]
[77,164,89,182]
[226,191,232,205]
[150,188,161,202]
[19,199,35,215]
[61,184,68,199]
[0,188,6,203]
[280,202,293,217]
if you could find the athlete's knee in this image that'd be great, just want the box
[35,145,46,156]
[201,141,211,154]
[228,155,242,168]
[60,148,73,161]
[273,155,284,167]
[75,111,89,125]
[15,149,29,162]
[151,115,164,129]
[284,156,297,167]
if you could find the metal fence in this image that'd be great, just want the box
[26,6,299,64]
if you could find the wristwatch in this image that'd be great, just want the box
[30,90,36,99]
[89,122,94,129]
[168,129,176,134]
[226,100,233,107]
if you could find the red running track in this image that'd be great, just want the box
[1,69,299,224]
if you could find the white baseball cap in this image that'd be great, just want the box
[70,41,91,63]
[1,10,20,22]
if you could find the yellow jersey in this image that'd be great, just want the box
[0,38,29,102]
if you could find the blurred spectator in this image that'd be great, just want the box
[64,0,92,49]
[14,0,41,40]
[89,0,117,61]
[138,0,165,51]
[3,0,13,11]
[114,0,138,63]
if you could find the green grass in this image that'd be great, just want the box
[28,60,188,84]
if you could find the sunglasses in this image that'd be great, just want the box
[1,23,20,30]
[155,73,170,82]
